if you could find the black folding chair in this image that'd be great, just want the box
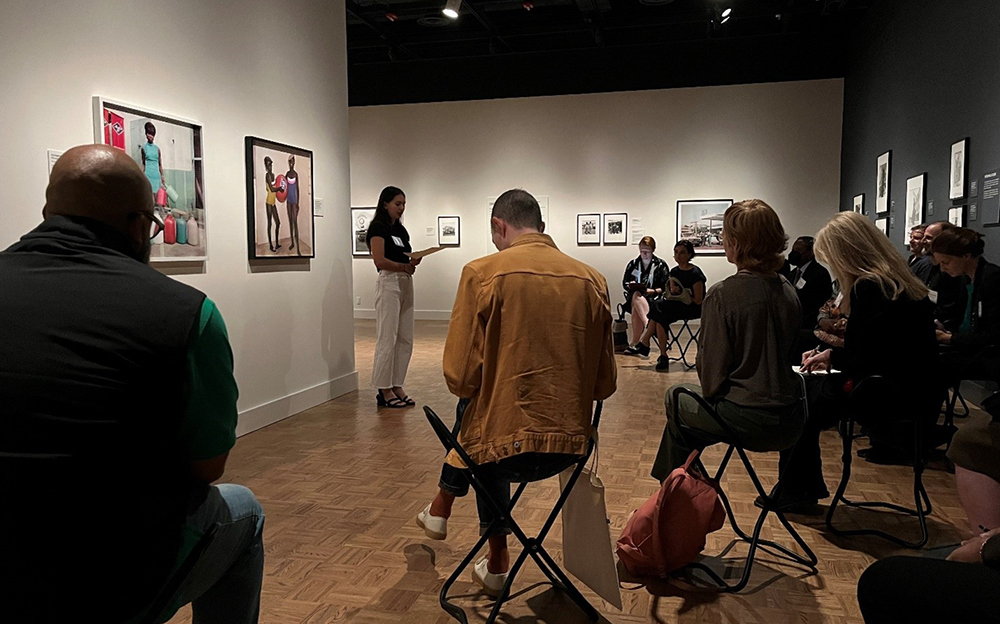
[825,375,933,549]
[675,379,818,592]
[138,523,219,624]
[665,318,700,370]
[424,403,603,624]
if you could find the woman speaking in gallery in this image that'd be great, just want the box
[366,186,420,409]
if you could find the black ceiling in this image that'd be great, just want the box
[347,0,874,106]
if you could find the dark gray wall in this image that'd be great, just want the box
[841,0,1000,261]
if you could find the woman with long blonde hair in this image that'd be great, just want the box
[776,211,938,510]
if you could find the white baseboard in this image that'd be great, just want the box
[236,370,359,436]
[354,309,451,321]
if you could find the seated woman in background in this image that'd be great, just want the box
[776,211,937,510]
[932,227,1000,381]
[620,236,670,347]
[650,200,804,481]
[625,240,707,371]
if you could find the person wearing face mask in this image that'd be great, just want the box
[787,236,833,332]
[620,236,670,349]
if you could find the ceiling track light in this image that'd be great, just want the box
[443,0,462,19]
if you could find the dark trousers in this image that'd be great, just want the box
[778,374,845,497]
[647,300,698,327]
[437,398,579,535]
[858,556,1000,624]
[650,383,804,482]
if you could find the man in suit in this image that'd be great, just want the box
[788,236,833,331]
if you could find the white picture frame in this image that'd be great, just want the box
[876,217,888,235]
[951,138,968,200]
[577,213,601,245]
[437,215,460,247]
[602,213,627,245]
[853,194,864,214]
[905,173,926,236]
[949,206,966,227]
[876,151,891,215]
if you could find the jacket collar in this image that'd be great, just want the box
[508,232,557,250]
[9,215,143,262]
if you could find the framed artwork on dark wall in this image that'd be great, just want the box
[245,136,315,259]
[676,199,732,255]
[949,205,966,227]
[905,173,926,238]
[577,213,601,245]
[94,96,207,262]
[876,151,891,215]
[437,215,460,246]
[602,213,628,245]
[853,194,864,214]
[876,217,888,236]
[950,138,969,200]
[351,207,376,257]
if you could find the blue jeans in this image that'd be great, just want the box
[159,484,265,624]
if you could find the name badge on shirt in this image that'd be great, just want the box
[392,236,404,247]
[795,277,807,290]
[928,290,939,304]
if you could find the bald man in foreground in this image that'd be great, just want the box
[0,145,263,624]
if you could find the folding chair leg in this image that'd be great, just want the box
[533,543,600,621]
[440,527,495,624]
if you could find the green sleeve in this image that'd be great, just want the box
[180,298,239,461]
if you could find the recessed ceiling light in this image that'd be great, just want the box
[443,0,461,19]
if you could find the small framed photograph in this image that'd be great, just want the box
[437,215,461,247]
[876,217,888,235]
[351,207,376,257]
[245,137,315,259]
[905,173,926,236]
[577,213,601,245]
[93,96,207,262]
[602,213,628,245]
[676,199,732,255]
[853,194,864,214]
[951,138,969,200]
[949,205,966,227]
[876,151,891,215]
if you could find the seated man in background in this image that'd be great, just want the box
[418,189,617,596]
[907,223,927,268]
[0,145,263,624]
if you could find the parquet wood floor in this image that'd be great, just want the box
[167,320,974,624]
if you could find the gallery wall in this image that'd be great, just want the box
[0,0,356,434]
[350,79,845,319]
[840,0,1000,262]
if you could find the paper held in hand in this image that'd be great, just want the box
[405,246,446,260]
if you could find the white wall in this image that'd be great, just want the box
[0,0,356,434]
[350,80,844,318]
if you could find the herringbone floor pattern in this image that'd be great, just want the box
[167,320,973,624]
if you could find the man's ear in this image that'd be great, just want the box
[491,216,504,237]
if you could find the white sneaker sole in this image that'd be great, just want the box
[472,568,505,597]
[415,515,447,540]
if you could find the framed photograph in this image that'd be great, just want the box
[905,173,926,236]
[853,194,864,214]
[876,217,888,236]
[602,213,628,245]
[245,137,315,259]
[351,207,376,257]
[93,96,206,262]
[951,138,969,200]
[437,215,461,247]
[876,151,891,215]
[577,213,601,245]
[676,199,732,255]
[949,205,966,227]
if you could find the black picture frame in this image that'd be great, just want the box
[577,213,601,245]
[437,215,461,247]
[245,136,316,259]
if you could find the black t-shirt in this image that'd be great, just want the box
[670,265,707,296]
[366,220,412,268]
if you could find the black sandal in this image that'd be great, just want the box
[376,393,408,408]
[396,395,416,406]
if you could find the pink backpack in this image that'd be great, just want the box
[616,451,725,578]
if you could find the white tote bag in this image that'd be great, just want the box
[559,441,623,609]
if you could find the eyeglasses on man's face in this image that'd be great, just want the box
[135,211,164,240]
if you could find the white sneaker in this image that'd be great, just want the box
[472,557,509,597]
[415,504,447,540]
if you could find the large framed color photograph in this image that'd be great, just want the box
[93,96,206,262]
[245,137,315,259]
[676,199,732,255]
